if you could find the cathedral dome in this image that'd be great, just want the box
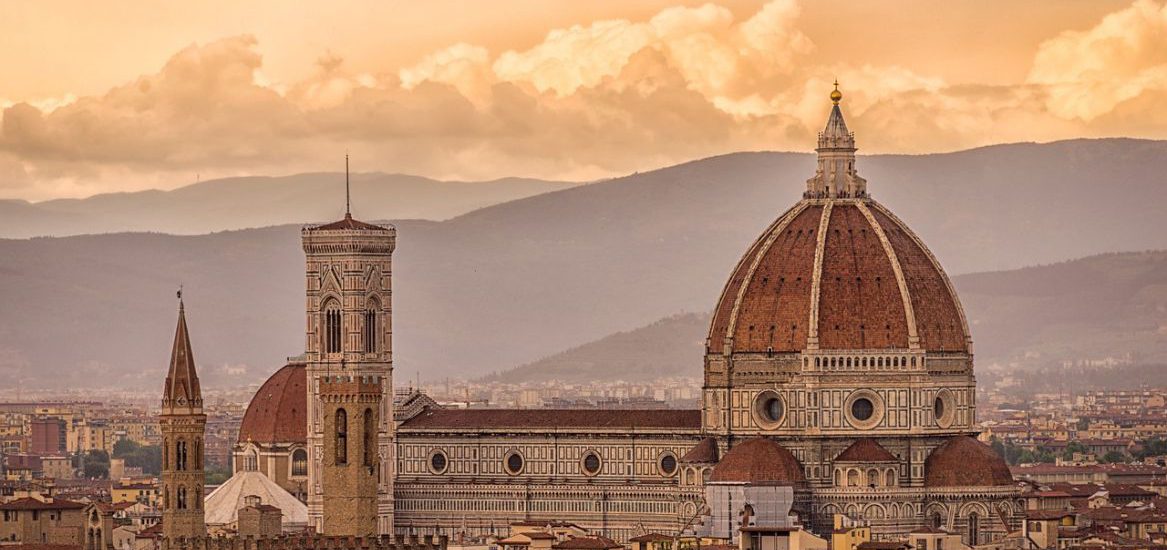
[924,436,1013,487]
[708,438,805,485]
[238,362,307,445]
[706,183,969,356]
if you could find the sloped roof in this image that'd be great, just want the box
[203,470,307,527]
[680,437,719,464]
[835,439,897,462]
[399,408,700,430]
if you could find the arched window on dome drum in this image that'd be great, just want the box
[292,448,308,476]
[364,299,379,353]
[323,299,342,354]
[335,409,348,465]
[363,408,375,468]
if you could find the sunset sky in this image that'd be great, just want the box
[2,0,1165,200]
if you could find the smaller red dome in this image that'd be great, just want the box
[709,438,805,485]
[680,437,719,464]
[238,363,307,445]
[835,439,897,463]
[925,436,1013,487]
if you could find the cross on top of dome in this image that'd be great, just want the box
[805,83,867,199]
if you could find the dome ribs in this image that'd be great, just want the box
[817,204,909,350]
[869,204,970,353]
[238,363,308,444]
[708,203,809,352]
[729,204,821,353]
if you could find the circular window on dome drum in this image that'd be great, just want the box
[504,451,525,475]
[658,453,678,477]
[844,390,884,430]
[581,451,602,476]
[934,389,956,429]
[428,449,448,475]
[751,390,787,430]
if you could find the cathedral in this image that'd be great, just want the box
[168,87,1022,547]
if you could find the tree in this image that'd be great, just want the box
[83,449,110,479]
[1102,451,1127,463]
[112,439,162,475]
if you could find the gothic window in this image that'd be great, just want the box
[335,409,348,465]
[177,486,187,510]
[323,299,342,354]
[363,408,375,467]
[194,440,201,470]
[176,440,187,471]
[364,299,379,353]
[291,449,308,477]
[931,512,943,529]
[968,512,980,544]
[163,439,169,470]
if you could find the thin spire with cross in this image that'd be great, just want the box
[345,153,351,218]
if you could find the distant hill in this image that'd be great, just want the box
[2,138,1167,389]
[484,251,1167,384]
[484,313,710,384]
[0,173,576,238]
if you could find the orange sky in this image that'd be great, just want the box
[2,0,1164,200]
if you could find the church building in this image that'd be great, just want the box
[181,87,1021,547]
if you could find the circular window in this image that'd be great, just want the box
[659,453,678,477]
[844,390,884,429]
[934,389,956,429]
[852,398,874,421]
[581,452,601,476]
[751,390,787,430]
[504,451,524,475]
[428,450,448,474]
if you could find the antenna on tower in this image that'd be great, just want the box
[345,153,351,218]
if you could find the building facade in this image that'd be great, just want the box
[302,209,397,535]
[218,87,1020,544]
[160,298,207,544]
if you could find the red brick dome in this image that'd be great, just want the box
[238,362,307,445]
[924,436,1013,487]
[708,438,805,485]
[707,200,970,355]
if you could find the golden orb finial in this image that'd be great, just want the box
[830,80,842,104]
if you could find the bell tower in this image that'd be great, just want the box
[303,158,396,535]
[160,294,207,545]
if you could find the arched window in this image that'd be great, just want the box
[968,512,980,544]
[335,409,348,465]
[291,449,308,477]
[176,440,187,471]
[323,299,342,354]
[364,299,379,353]
[885,468,897,486]
[847,469,860,487]
[194,440,201,470]
[867,468,880,487]
[163,438,169,471]
[177,486,187,510]
[931,512,943,529]
[834,469,842,486]
[363,408,375,467]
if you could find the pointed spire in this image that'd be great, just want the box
[345,153,352,219]
[805,82,867,199]
[163,291,202,412]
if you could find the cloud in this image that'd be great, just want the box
[1028,0,1167,120]
[3,0,1167,200]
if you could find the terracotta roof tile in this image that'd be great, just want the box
[238,363,307,444]
[399,408,700,430]
[0,497,86,511]
[708,437,805,485]
[708,200,970,355]
[680,437,719,463]
[925,436,1013,487]
[835,439,897,462]
[308,214,391,232]
[553,537,623,550]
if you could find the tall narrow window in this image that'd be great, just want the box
[176,440,187,471]
[335,409,348,465]
[364,300,379,353]
[968,512,980,545]
[177,487,187,510]
[363,408,375,467]
[291,449,308,477]
[323,300,342,354]
[194,440,201,470]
